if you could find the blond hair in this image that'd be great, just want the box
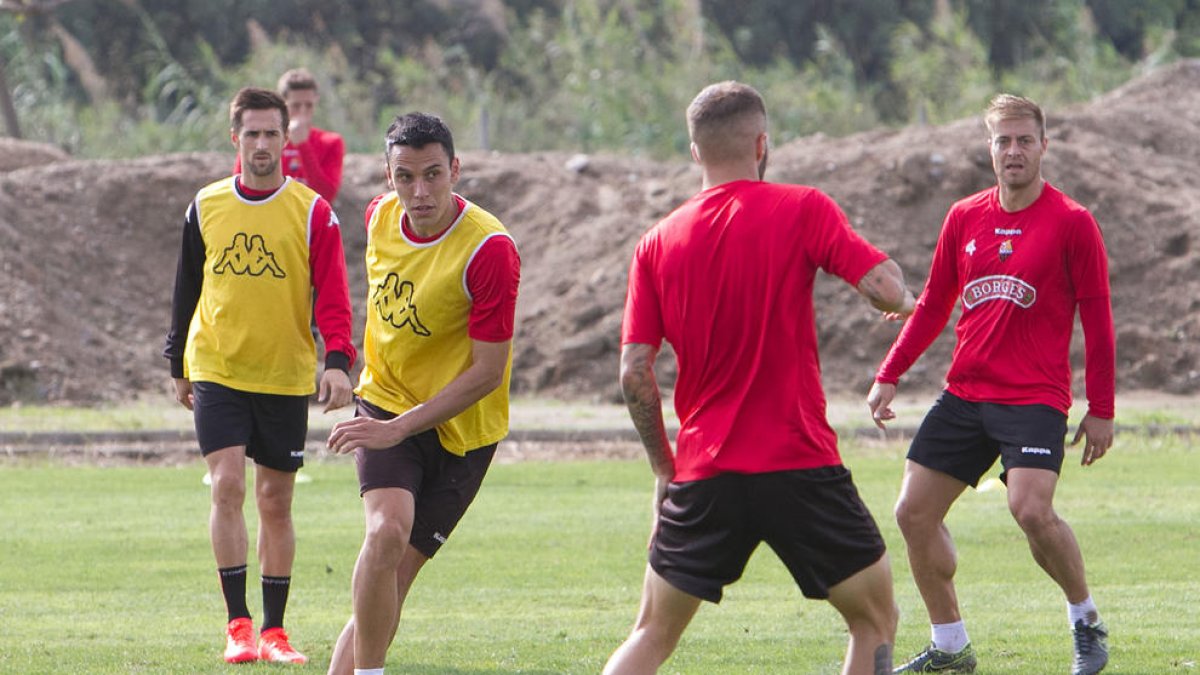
[985,94,1045,140]
[686,81,767,164]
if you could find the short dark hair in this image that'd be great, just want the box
[229,87,289,133]
[278,68,318,96]
[385,112,455,163]
[686,81,767,163]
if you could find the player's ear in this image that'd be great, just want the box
[689,142,701,165]
[449,156,461,184]
[384,162,395,190]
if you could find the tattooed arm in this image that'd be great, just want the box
[620,343,674,506]
[856,258,915,317]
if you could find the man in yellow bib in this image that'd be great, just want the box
[164,87,356,665]
[325,112,521,675]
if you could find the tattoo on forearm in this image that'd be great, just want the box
[622,352,672,474]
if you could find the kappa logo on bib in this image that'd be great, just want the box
[962,275,1036,310]
[212,232,286,278]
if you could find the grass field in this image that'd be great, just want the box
[1,428,1197,674]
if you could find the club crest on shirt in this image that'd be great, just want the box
[212,232,286,278]
[998,239,1014,261]
[962,275,1036,309]
[374,273,432,336]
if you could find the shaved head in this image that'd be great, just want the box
[687,81,767,165]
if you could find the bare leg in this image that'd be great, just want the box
[348,487,416,670]
[602,565,702,675]
[893,461,969,624]
[1006,468,1090,602]
[328,547,429,675]
[206,446,249,569]
[826,555,898,675]
[255,464,297,577]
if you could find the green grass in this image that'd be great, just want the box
[0,435,1197,673]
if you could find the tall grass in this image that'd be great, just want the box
[0,0,1170,160]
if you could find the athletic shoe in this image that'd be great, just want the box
[258,627,308,664]
[223,617,258,664]
[893,642,977,673]
[1071,619,1109,675]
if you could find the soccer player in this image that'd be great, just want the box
[324,112,520,675]
[164,87,356,665]
[234,68,345,203]
[868,94,1114,675]
[604,81,916,675]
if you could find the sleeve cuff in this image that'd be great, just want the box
[325,350,351,374]
[169,358,185,379]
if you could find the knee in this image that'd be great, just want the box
[363,517,411,558]
[894,497,927,536]
[210,473,246,510]
[630,622,682,657]
[1010,503,1057,535]
[847,598,899,643]
[254,480,294,523]
[256,489,292,525]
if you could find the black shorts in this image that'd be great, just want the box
[354,398,497,559]
[649,465,886,603]
[908,390,1068,487]
[192,381,308,472]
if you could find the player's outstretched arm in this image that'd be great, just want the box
[327,338,509,454]
[856,258,915,317]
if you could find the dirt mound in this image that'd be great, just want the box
[0,138,70,173]
[2,61,1198,406]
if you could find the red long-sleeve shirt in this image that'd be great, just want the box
[877,184,1115,418]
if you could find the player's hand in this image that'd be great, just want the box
[866,381,898,430]
[327,416,404,454]
[173,378,194,411]
[1071,414,1113,466]
[883,290,917,321]
[318,368,353,412]
[288,117,311,144]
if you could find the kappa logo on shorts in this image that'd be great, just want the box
[1021,446,1052,456]
[373,273,431,336]
[962,275,1036,310]
[290,450,304,458]
[212,232,286,278]
[432,532,447,544]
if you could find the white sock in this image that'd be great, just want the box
[1068,595,1099,625]
[931,620,969,653]
[354,669,384,675]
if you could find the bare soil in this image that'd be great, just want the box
[2,61,1198,407]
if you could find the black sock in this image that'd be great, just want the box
[261,575,292,631]
[218,565,251,623]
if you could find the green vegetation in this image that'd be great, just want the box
[2,0,1198,159]
[1,435,1197,673]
